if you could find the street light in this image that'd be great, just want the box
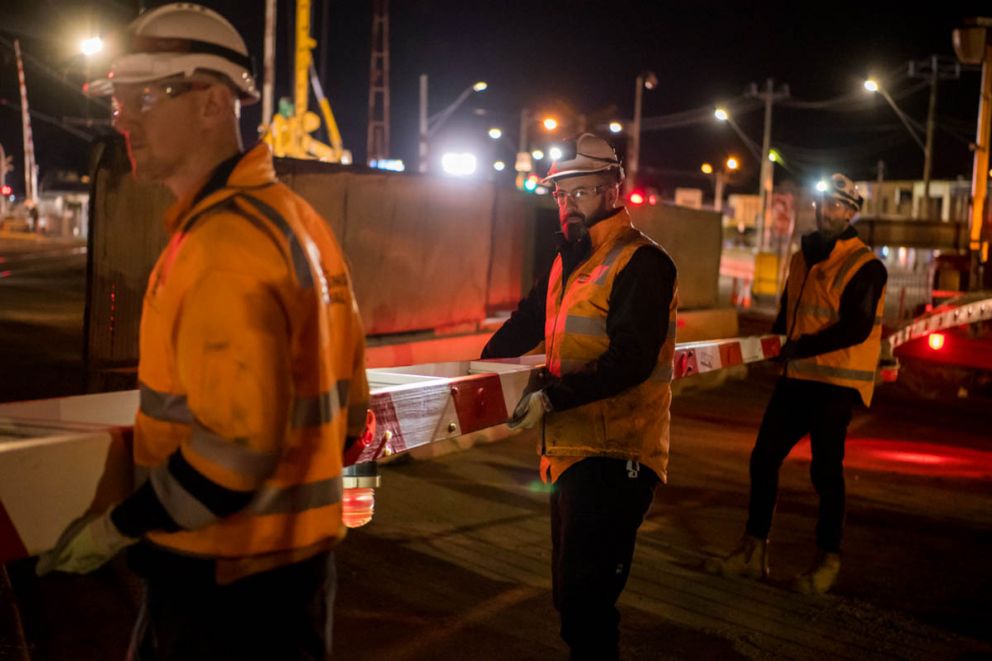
[488,127,502,140]
[493,160,506,171]
[542,117,558,131]
[700,163,714,175]
[418,75,488,172]
[609,121,623,134]
[863,78,925,150]
[713,107,762,160]
[531,149,545,160]
[701,157,740,212]
[441,152,477,177]
[80,37,103,57]
[627,70,658,192]
[726,156,739,171]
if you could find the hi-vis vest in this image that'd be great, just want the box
[543,209,677,482]
[135,144,368,570]
[784,234,886,406]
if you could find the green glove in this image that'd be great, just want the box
[36,510,137,576]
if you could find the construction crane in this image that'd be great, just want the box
[263,0,351,163]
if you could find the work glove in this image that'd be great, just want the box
[508,390,552,430]
[36,510,137,576]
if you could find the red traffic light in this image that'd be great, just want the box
[629,191,645,205]
[0,185,11,196]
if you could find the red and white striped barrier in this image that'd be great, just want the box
[886,293,992,351]
[0,335,784,563]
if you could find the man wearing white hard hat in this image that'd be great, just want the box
[37,4,369,657]
[706,173,887,595]
[483,133,678,658]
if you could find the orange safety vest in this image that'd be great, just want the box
[783,234,886,406]
[135,143,368,575]
[542,208,678,483]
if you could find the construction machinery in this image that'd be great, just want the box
[263,0,350,163]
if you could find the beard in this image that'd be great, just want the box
[559,200,615,243]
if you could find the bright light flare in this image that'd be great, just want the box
[441,152,477,177]
[80,37,104,56]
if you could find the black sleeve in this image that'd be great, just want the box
[793,260,888,358]
[771,288,788,335]
[481,271,548,359]
[545,246,676,411]
[110,449,255,538]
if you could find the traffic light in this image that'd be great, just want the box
[0,185,11,197]
[629,191,645,205]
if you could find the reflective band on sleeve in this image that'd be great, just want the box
[139,383,194,425]
[149,464,219,530]
[189,421,280,482]
[249,476,343,515]
[650,363,674,383]
[290,380,350,428]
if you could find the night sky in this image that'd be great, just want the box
[1,0,989,197]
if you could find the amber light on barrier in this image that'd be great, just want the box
[342,488,376,528]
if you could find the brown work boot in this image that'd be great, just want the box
[793,551,841,594]
[704,534,769,579]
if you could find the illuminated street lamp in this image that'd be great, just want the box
[493,160,506,171]
[488,127,502,140]
[418,76,488,172]
[702,156,740,212]
[542,117,558,131]
[531,149,545,161]
[609,121,623,134]
[548,146,563,161]
[80,37,103,56]
[627,70,658,192]
[441,152,477,177]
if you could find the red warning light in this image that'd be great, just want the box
[629,192,645,205]
[0,185,11,196]
[927,333,945,351]
[647,194,658,206]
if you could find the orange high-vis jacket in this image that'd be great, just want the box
[784,235,886,406]
[134,143,368,578]
[542,209,678,483]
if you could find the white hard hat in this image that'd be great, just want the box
[824,172,863,211]
[85,3,259,104]
[542,133,624,184]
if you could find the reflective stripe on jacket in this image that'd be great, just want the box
[784,235,885,405]
[543,209,678,482]
[136,143,368,568]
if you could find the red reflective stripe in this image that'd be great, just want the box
[761,335,782,359]
[718,341,744,367]
[450,373,509,434]
[0,498,28,563]
[674,349,698,379]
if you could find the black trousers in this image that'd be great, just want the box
[550,457,659,661]
[746,377,857,553]
[127,545,336,661]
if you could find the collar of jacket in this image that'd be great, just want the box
[800,224,858,267]
[162,142,279,233]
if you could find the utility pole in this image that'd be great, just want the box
[747,78,790,251]
[13,39,37,207]
[0,144,10,216]
[627,71,657,194]
[418,74,428,172]
[366,0,390,164]
[260,0,276,136]
[909,55,961,219]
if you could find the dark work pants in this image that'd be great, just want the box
[127,546,336,661]
[550,457,659,661]
[746,377,857,553]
